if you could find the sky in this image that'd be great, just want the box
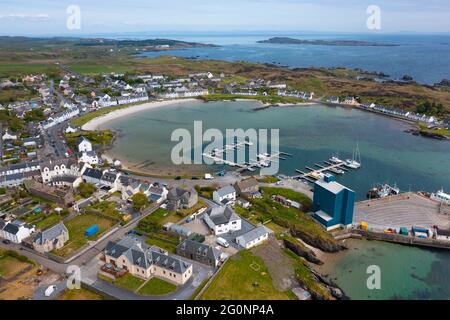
[0,0,449,36]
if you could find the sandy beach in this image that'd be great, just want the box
[81,98,198,131]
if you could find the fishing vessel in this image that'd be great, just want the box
[430,189,450,205]
[367,184,400,199]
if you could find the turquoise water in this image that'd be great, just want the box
[139,33,450,84]
[321,239,450,300]
[101,100,450,300]
[101,101,450,200]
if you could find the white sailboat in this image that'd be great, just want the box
[345,143,362,169]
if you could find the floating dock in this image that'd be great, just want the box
[292,156,360,183]
[202,142,292,173]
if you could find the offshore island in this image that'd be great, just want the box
[0,36,449,301]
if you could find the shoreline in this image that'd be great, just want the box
[81,98,198,131]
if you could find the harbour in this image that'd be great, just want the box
[96,99,450,300]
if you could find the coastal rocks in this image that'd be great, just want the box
[290,228,346,253]
[405,129,449,140]
[283,238,323,265]
[309,268,350,300]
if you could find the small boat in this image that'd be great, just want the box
[346,143,362,169]
[430,189,450,205]
[367,184,400,199]
[345,159,361,169]
[328,167,345,175]
[329,154,344,164]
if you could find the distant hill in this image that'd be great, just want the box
[0,36,218,49]
[257,37,397,47]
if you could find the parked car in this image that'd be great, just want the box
[216,237,230,248]
[2,239,11,245]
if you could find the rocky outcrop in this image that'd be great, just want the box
[310,268,350,300]
[283,238,323,265]
[290,228,346,253]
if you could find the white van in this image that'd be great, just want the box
[45,285,57,297]
[216,237,230,248]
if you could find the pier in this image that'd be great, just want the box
[201,142,292,172]
[292,161,351,181]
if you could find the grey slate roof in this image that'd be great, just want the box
[101,172,117,183]
[41,158,77,171]
[177,239,220,261]
[215,185,236,198]
[83,168,103,180]
[105,237,192,274]
[206,206,240,226]
[236,226,271,244]
[34,222,68,245]
[3,223,19,235]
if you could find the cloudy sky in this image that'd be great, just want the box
[0,0,449,35]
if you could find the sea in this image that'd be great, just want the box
[128,31,450,84]
[98,32,450,299]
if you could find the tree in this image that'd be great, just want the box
[77,182,96,198]
[132,192,148,212]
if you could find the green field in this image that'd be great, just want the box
[65,130,114,148]
[53,213,115,257]
[0,250,33,279]
[99,273,145,292]
[57,288,105,300]
[199,94,307,105]
[70,104,136,127]
[145,233,179,253]
[200,250,294,300]
[138,277,177,296]
[136,208,172,233]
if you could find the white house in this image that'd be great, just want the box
[203,206,241,235]
[41,158,81,184]
[98,94,117,108]
[78,136,93,153]
[65,125,78,133]
[79,151,99,166]
[235,226,271,249]
[213,185,237,206]
[2,131,17,141]
[0,220,35,243]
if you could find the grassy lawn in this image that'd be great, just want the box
[138,277,177,296]
[0,256,30,279]
[86,201,123,222]
[145,233,179,253]
[57,288,104,300]
[199,94,307,105]
[136,208,172,233]
[99,273,145,292]
[176,200,207,217]
[65,130,114,148]
[34,214,64,230]
[53,214,115,257]
[70,102,143,127]
[200,250,294,300]
[0,249,31,279]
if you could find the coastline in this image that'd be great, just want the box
[81,98,198,131]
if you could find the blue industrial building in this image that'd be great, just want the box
[312,175,355,230]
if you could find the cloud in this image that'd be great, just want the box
[0,13,50,20]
